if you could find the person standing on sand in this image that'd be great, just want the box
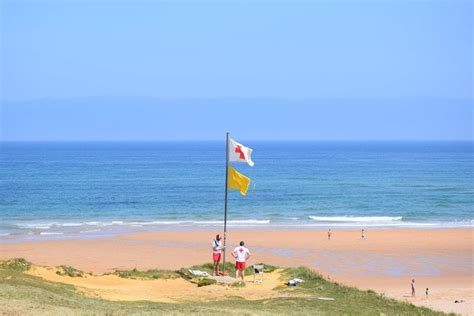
[411,279,416,297]
[361,229,365,239]
[328,229,331,240]
[212,234,224,276]
[232,241,251,281]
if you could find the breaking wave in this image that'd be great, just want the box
[309,216,403,222]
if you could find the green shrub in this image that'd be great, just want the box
[0,258,32,272]
[197,278,217,287]
[56,265,84,277]
[175,268,194,280]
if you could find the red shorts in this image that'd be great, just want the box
[212,253,221,261]
[235,261,246,270]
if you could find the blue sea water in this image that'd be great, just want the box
[0,141,472,241]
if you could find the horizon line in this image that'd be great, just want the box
[2,95,474,103]
[1,139,473,143]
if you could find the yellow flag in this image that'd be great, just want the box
[228,166,251,196]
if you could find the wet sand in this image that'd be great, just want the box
[1,228,472,315]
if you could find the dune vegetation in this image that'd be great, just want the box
[0,258,451,315]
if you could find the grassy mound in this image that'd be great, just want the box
[56,265,84,277]
[114,268,179,280]
[189,262,278,275]
[0,258,32,272]
[0,258,451,315]
[112,262,276,281]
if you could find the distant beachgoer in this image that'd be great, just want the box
[232,241,251,280]
[425,288,429,299]
[361,229,365,239]
[212,234,224,276]
[328,229,331,240]
[411,279,416,297]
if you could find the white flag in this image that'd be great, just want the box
[228,138,255,167]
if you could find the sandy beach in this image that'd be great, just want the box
[1,228,472,315]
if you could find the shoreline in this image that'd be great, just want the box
[1,224,472,244]
[1,228,472,315]
[2,228,472,271]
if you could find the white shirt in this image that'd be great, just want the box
[212,240,222,254]
[233,246,250,262]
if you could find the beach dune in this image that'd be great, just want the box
[1,228,473,315]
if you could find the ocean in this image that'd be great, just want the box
[0,141,472,241]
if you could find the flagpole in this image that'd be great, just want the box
[223,132,229,274]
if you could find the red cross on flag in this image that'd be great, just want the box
[229,138,255,167]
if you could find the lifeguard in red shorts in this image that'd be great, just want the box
[232,241,251,280]
[212,234,224,276]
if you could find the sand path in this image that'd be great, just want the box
[26,265,289,303]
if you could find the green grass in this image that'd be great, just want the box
[279,266,443,315]
[0,259,453,316]
[189,262,278,275]
[113,267,179,280]
[231,281,246,288]
[0,258,32,272]
[197,278,217,287]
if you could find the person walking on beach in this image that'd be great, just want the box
[327,229,331,240]
[212,234,224,276]
[411,279,416,297]
[425,288,429,300]
[361,229,365,239]
[232,241,251,281]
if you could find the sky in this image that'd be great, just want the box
[0,0,472,141]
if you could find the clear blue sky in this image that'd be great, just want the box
[1,0,472,141]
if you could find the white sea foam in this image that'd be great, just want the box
[131,221,188,225]
[193,219,270,225]
[18,223,54,229]
[11,217,471,239]
[58,223,83,227]
[17,219,270,230]
[79,229,101,233]
[290,222,435,227]
[19,222,89,229]
[309,216,403,222]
